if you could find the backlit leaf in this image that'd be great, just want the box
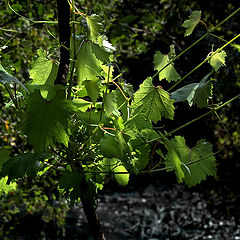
[24,90,74,152]
[209,50,227,71]
[132,77,175,123]
[76,41,102,82]
[114,164,129,186]
[164,136,217,186]
[86,14,102,41]
[154,49,180,83]
[29,49,58,85]
[104,92,117,116]
[182,11,201,36]
[83,80,100,103]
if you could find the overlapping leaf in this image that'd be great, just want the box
[154,47,180,83]
[132,77,175,123]
[76,41,102,82]
[0,177,17,195]
[86,14,102,41]
[182,11,201,36]
[171,73,212,108]
[24,90,74,152]
[209,50,227,71]
[29,49,58,85]
[163,136,217,186]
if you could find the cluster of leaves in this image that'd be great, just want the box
[0,5,237,208]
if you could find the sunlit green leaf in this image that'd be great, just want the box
[76,41,102,82]
[132,77,175,123]
[104,92,117,116]
[0,177,17,195]
[114,164,129,186]
[86,14,102,41]
[154,49,180,83]
[209,50,227,71]
[83,80,100,104]
[182,11,201,36]
[72,98,92,112]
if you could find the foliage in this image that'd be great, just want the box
[0,1,240,239]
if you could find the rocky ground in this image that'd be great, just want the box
[65,183,240,240]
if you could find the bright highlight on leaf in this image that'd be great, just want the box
[0,177,16,195]
[86,14,102,41]
[182,11,201,36]
[114,164,129,186]
[154,46,181,83]
[76,41,102,82]
[24,91,74,152]
[171,73,212,108]
[132,77,175,123]
[29,49,58,85]
[209,50,227,71]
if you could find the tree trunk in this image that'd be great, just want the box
[81,197,106,240]
[56,1,106,239]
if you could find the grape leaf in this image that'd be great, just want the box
[0,177,17,195]
[209,50,227,71]
[24,90,74,152]
[59,171,82,190]
[91,42,111,63]
[104,92,117,116]
[0,63,28,92]
[130,139,150,170]
[160,133,185,183]
[72,98,92,112]
[132,77,175,123]
[29,49,58,86]
[182,11,201,36]
[171,73,212,108]
[83,80,100,104]
[100,134,119,158]
[154,49,180,83]
[86,14,102,41]
[114,164,129,186]
[0,153,44,182]
[164,136,217,187]
[76,41,102,82]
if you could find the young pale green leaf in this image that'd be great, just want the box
[76,41,102,82]
[0,177,17,195]
[86,14,102,41]
[114,164,129,186]
[29,49,58,86]
[0,63,28,92]
[0,153,43,182]
[182,11,201,36]
[171,73,212,108]
[209,50,227,71]
[83,80,100,104]
[24,90,74,152]
[132,77,175,123]
[164,136,217,187]
[154,50,180,83]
